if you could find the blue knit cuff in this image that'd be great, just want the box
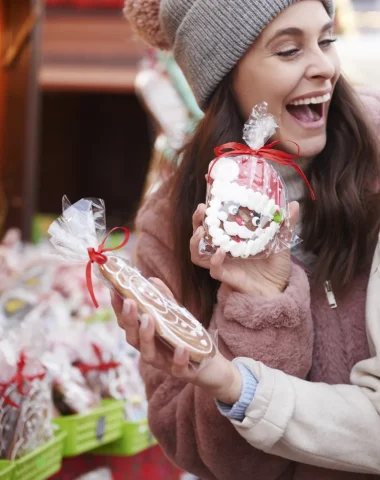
[216,362,258,422]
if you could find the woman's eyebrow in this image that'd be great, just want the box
[265,21,334,47]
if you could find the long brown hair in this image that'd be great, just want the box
[169,74,380,325]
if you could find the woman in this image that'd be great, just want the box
[114,0,380,478]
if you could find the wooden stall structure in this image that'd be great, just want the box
[0,3,152,239]
[0,0,42,237]
[38,6,151,233]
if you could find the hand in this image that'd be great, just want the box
[111,280,243,405]
[190,202,300,296]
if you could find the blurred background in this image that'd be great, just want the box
[0,0,379,242]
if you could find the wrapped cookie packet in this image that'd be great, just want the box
[0,321,53,460]
[48,198,217,365]
[203,102,314,259]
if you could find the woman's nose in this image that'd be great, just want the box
[306,50,336,80]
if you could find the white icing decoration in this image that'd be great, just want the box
[224,221,254,240]
[209,158,240,182]
[205,216,220,228]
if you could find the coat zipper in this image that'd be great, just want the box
[291,255,337,309]
[324,280,337,309]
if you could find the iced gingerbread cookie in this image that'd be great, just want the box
[205,156,286,258]
[99,256,216,363]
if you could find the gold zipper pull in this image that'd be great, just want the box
[324,280,337,309]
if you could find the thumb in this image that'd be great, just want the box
[288,201,300,231]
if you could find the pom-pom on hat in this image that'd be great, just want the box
[123,0,170,50]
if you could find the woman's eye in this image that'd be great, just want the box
[319,38,337,48]
[277,48,300,58]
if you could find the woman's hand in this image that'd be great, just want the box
[190,202,300,296]
[111,282,243,405]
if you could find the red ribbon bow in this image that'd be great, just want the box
[86,227,130,308]
[209,140,315,200]
[0,352,46,408]
[76,344,121,375]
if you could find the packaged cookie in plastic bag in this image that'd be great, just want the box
[0,321,53,460]
[48,198,217,365]
[203,102,314,259]
[43,350,100,416]
[74,325,123,400]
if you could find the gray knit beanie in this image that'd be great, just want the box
[160,0,335,109]
[124,0,335,110]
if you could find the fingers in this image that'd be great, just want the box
[117,299,140,349]
[171,345,191,378]
[190,225,205,261]
[209,248,226,281]
[288,201,300,231]
[139,314,157,364]
[149,277,175,301]
[110,290,123,316]
[192,203,206,233]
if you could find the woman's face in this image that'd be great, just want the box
[233,0,340,159]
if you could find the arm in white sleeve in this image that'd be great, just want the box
[227,234,380,475]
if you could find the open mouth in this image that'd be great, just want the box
[286,92,331,125]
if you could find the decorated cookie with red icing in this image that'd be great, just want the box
[204,155,286,258]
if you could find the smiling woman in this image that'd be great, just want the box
[119,1,380,479]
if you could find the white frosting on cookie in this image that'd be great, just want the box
[209,158,240,182]
[223,221,255,239]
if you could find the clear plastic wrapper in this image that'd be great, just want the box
[0,229,23,293]
[74,334,123,400]
[48,198,217,365]
[0,321,53,460]
[74,322,149,420]
[0,288,39,325]
[202,102,309,259]
[135,52,189,152]
[43,351,100,416]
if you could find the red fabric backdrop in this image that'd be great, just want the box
[50,446,183,480]
[45,1,124,8]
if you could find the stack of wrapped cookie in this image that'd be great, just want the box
[0,226,149,467]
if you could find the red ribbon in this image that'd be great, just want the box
[0,352,46,408]
[76,344,121,375]
[86,227,130,308]
[209,140,315,200]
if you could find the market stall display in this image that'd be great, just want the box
[0,227,173,479]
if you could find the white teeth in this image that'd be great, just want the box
[289,92,331,106]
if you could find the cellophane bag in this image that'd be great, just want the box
[48,197,217,366]
[72,321,149,420]
[73,322,128,400]
[43,350,101,416]
[0,318,53,460]
[202,102,294,259]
